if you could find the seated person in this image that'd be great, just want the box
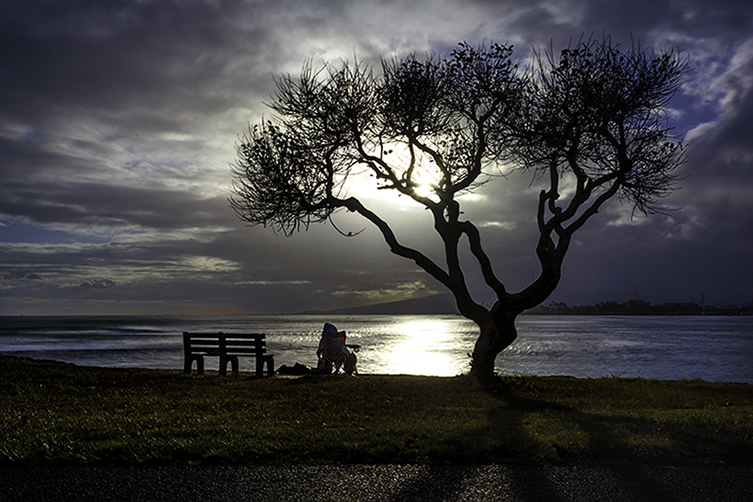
[316,322,357,375]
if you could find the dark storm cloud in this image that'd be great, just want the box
[1,1,250,108]
[467,0,753,40]
[0,179,229,229]
[1,0,752,313]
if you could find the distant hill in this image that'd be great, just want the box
[305,294,459,315]
[301,295,753,316]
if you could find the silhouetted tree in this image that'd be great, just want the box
[231,36,688,379]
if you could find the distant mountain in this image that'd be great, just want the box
[308,293,459,315]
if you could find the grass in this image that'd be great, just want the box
[1,355,751,465]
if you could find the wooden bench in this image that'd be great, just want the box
[183,332,275,377]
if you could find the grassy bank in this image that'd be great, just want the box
[1,355,751,465]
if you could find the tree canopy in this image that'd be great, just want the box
[231,36,688,379]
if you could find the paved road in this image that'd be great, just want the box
[1,463,751,501]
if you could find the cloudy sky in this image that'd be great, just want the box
[1,0,752,315]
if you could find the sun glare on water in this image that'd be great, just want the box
[374,318,465,376]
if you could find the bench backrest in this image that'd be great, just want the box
[183,332,267,356]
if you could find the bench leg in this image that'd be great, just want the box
[185,355,204,375]
[219,355,239,376]
[256,355,274,377]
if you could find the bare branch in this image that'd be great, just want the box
[334,196,453,290]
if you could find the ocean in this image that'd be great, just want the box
[1,314,751,383]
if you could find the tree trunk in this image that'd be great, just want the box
[469,309,519,380]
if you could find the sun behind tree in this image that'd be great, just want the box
[230,36,688,380]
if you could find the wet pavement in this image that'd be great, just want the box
[2,463,752,501]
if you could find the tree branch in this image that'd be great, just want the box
[459,220,508,298]
[333,196,453,290]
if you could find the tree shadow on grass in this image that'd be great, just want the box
[381,380,572,501]
[479,377,752,465]
[395,377,753,501]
